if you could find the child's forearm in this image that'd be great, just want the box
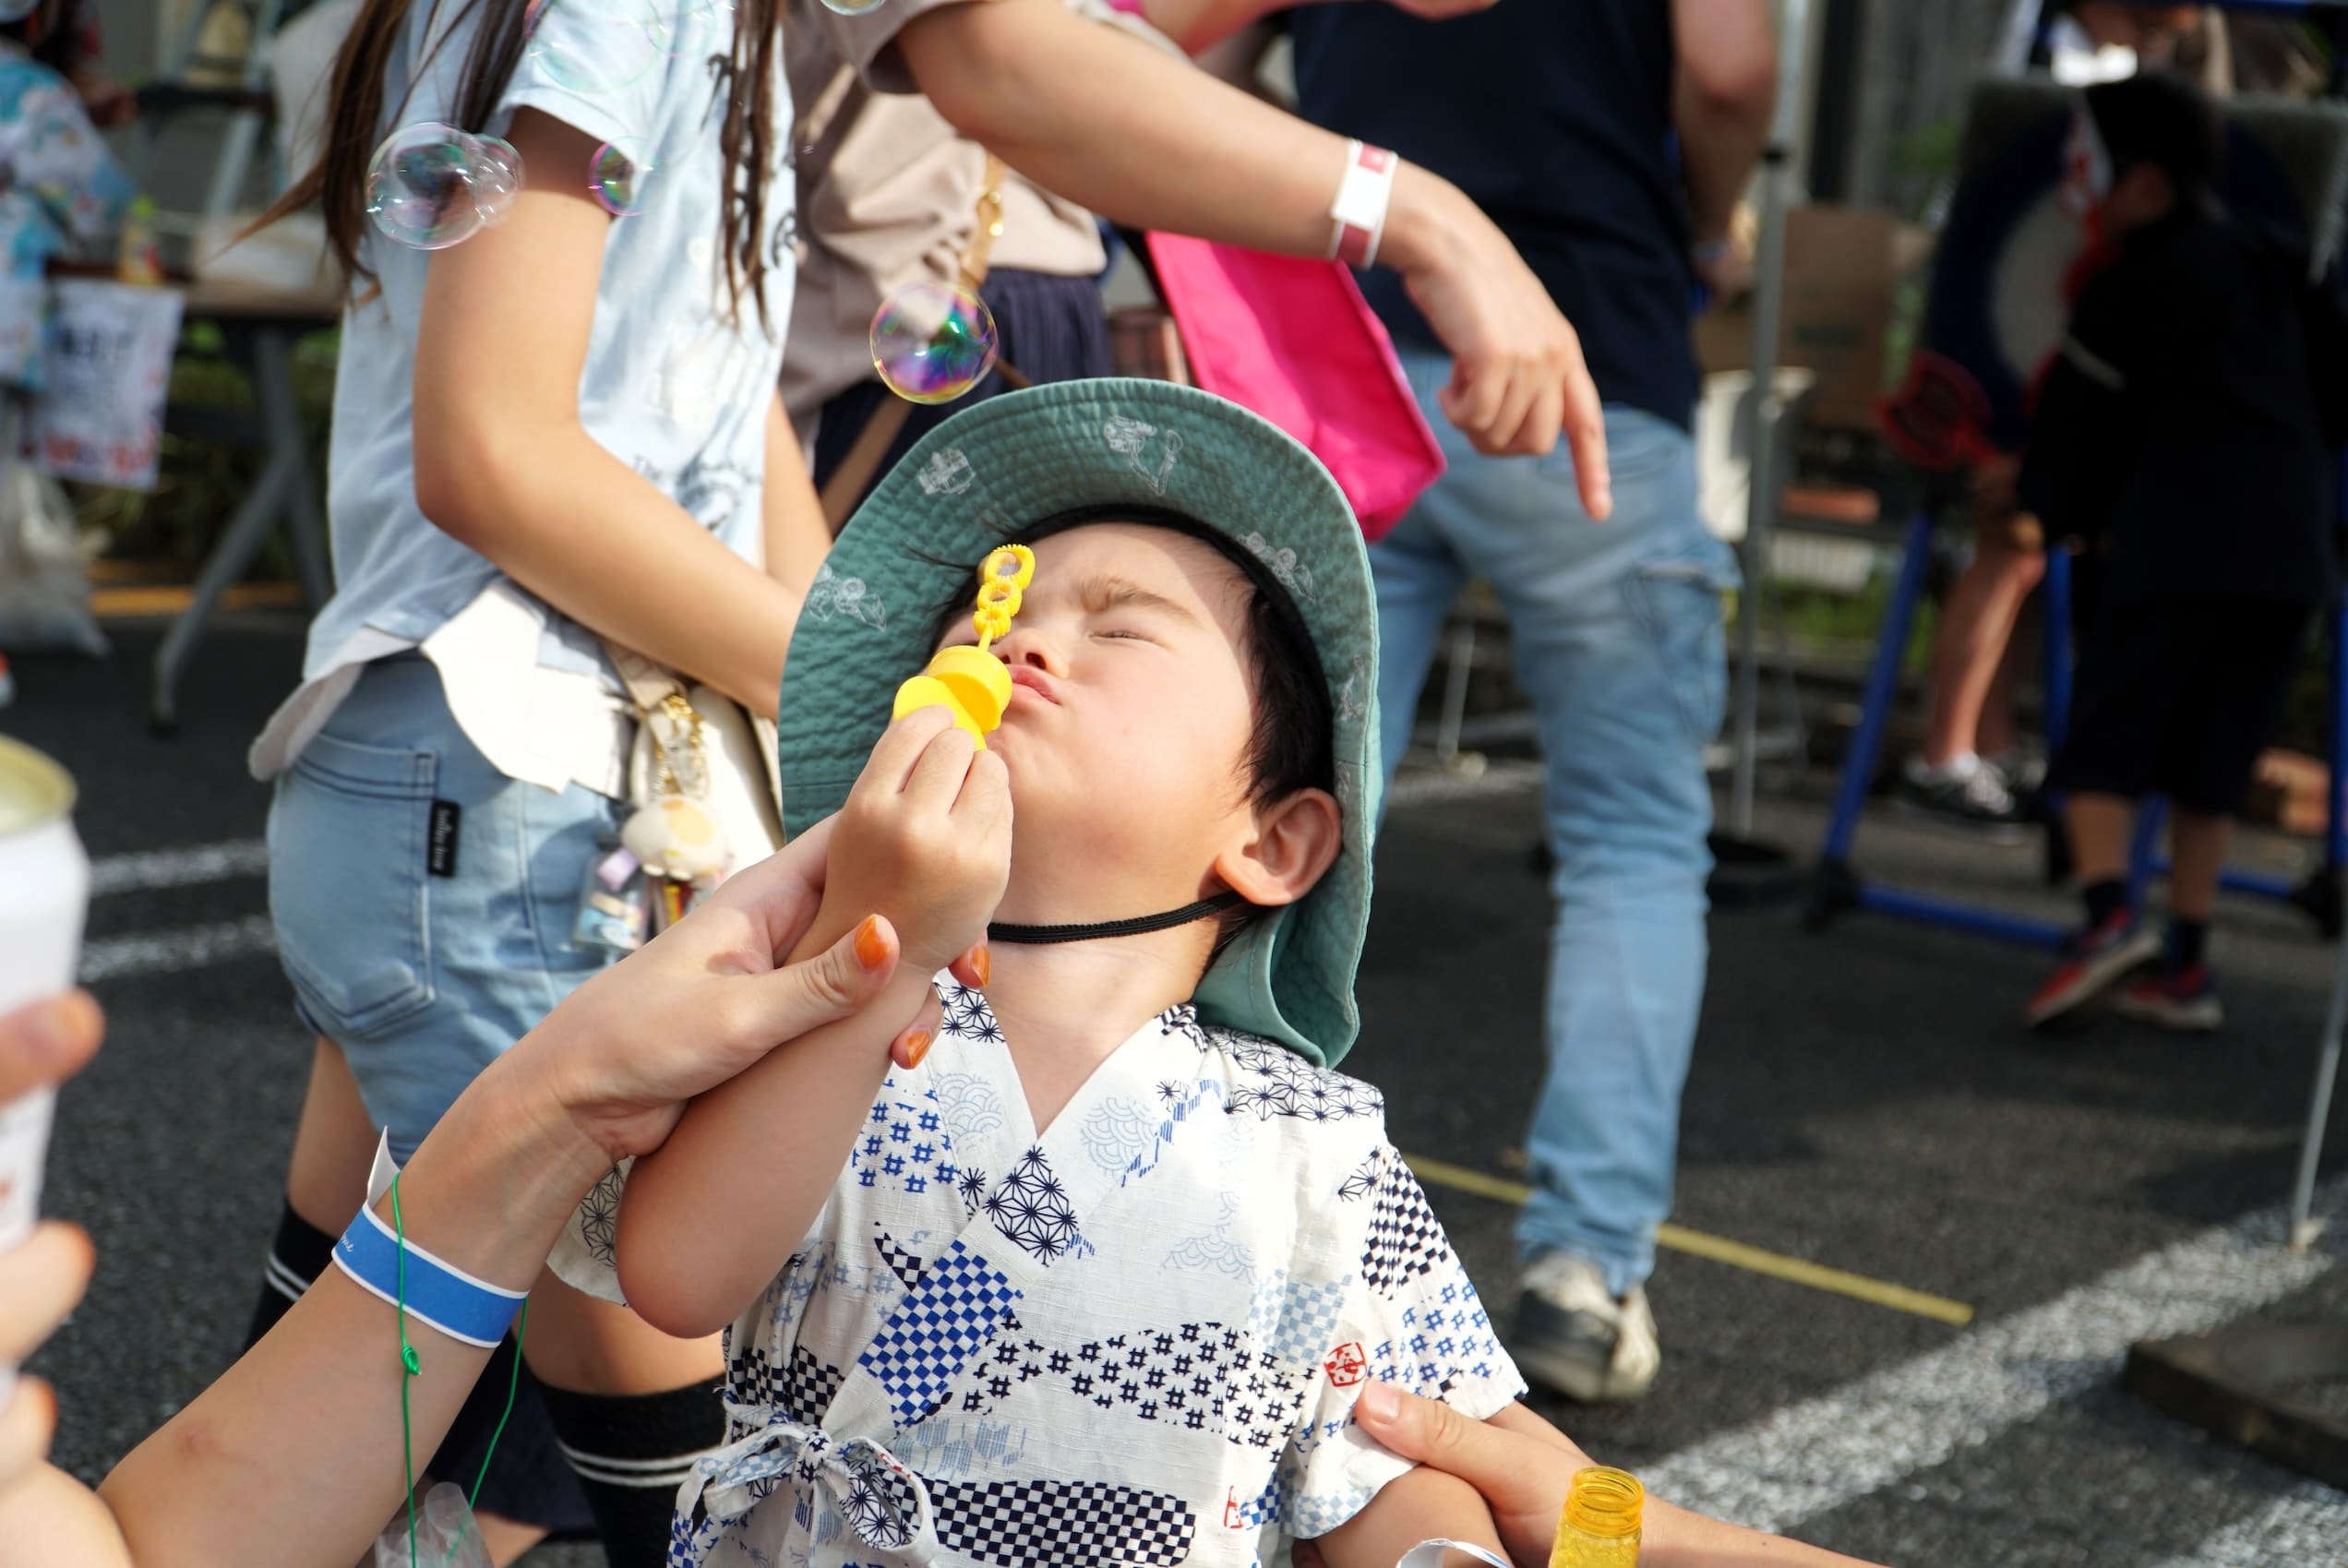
[614,963,933,1337]
[1315,1466,1513,1568]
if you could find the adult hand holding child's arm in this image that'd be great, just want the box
[618,707,1012,1338]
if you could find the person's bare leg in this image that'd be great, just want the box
[1977,609,2032,763]
[523,1272,726,1566]
[2166,809,2233,924]
[522,1273,725,1395]
[283,1036,377,1234]
[287,1042,549,1567]
[2066,792,2134,887]
[1921,533,2046,768]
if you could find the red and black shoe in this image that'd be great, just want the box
[2026,911,2161,1030]
[2115,964,2224,1034]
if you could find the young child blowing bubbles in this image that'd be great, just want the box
[548,379,1522,1568]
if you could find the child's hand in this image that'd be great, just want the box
[819,705,1012,981]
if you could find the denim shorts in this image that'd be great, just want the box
[267,654,623,1161]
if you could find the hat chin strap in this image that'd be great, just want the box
[987,892,1247,946]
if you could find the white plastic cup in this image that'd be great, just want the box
[0,738,90,1406]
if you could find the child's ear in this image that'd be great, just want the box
[1213,788,1342,909]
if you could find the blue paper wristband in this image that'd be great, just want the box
[332,1202,527,1349]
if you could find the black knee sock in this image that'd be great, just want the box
[246,1202,594,1536]
[2082,878,2130,930]
[2167,917,2210,972]
[537,1378,726,1568]
[246,1202,334,1348]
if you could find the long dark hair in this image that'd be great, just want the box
[264,0,781,326]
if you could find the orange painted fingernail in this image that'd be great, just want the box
[898,1029,933,1069]
[971,945,991,988]
[854,916,889,971]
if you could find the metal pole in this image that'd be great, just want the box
[1731,0,1808,837]
[2289,924,2348,1251]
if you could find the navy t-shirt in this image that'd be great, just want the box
[1288,0,1698,430]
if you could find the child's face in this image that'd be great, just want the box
[932,521,1338,927]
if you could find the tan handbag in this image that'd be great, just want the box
[819,154,1025,532]
[605,640,785,929]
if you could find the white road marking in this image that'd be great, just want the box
[1386,758,1546,808]
[78,916,278,983]
[1643,1176,2346,1536]
[2148,1481,2348,1566]
[89,838,269,896]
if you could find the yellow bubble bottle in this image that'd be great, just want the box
[891,545,1035,748]
[1548,1467,1643,1568]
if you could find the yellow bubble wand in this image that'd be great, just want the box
[891,545,1036,748]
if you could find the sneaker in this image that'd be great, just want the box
[2115,964,2225,1033]
[2026,911,2162,1029]
[1896,754,2027,843]
[1512,1251,1660,1403]
[1984,749,2048,817]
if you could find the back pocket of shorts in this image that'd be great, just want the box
[269,731,438,1040]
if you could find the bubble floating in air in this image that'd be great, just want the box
[365,123,524,250]
[590,140,651,218]
[871,281,999,405]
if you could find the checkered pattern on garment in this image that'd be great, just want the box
[857,1239,1024,1428]
[946,1319,1311,1450]
[871,1227,928,1290]
[1247,1270,1352,1366]
[1360,1147,1447,1298]
[930,1476,1197,1568]
[722,1342,846,1427]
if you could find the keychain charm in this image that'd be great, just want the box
[621,691,733,933]
[892,545,1035,747]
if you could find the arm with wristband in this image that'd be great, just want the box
[891,0,1612,512]
[0,826,918,1568]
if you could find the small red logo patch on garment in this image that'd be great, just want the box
[1224,1487,1244,1528]
[1324,1341,1369,1387]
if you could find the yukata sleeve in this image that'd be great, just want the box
[1268,1143,1526,1540]
[545,1155,636,1303]
[10,76,129,254]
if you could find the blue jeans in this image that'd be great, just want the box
[1374,351,1735,1297]
[268,654,623,1162]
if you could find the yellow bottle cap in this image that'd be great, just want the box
[892,674,988,748]
[925,644,1014,730]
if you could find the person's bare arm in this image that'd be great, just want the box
[1138,0,1495,54]
[1342,1385,1890,1568]
[898,0,1609,509]
[617,711,1010,1339]
[765,389,831,600]
[7,840,904,1568]
[412,109,803,717]
[1312,1466,1508,1568]
[1671,0,1778,246]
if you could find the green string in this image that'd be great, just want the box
[391,1173,420,1568]
[389,1173,533,1568]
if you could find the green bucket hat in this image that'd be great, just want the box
[778,378,1382,1067]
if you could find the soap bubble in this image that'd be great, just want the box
[527,0,669,91]
[821,0,887,14]
[590,140,650,218]
[473,133,525,218]
[365,123,520,250]
[871,281,998,405]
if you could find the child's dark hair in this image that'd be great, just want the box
[2084,69,2223,208]
[925,504,1338,813]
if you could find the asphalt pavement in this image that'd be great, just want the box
[9,613,2347,1567]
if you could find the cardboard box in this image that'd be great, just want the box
[1695,205,1923,433]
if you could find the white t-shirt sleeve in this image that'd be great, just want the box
[413,0,679,156]
[1274,1143,1527,1540]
